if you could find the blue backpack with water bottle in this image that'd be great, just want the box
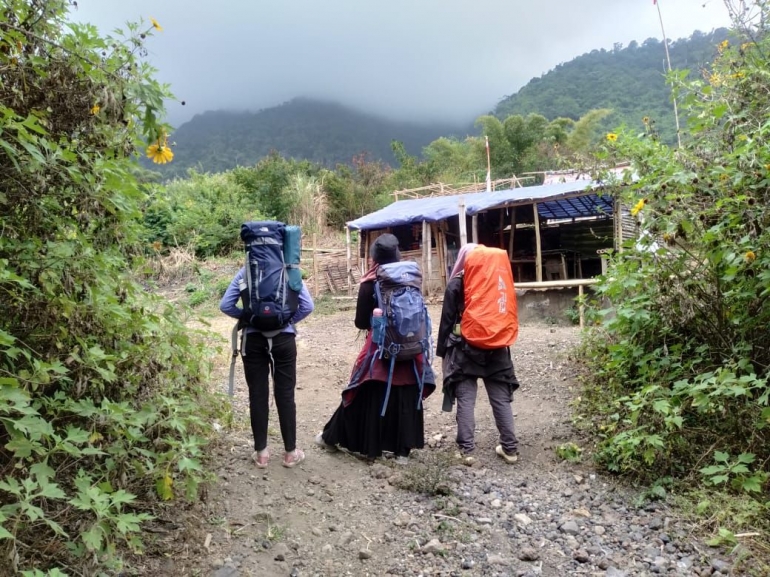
[239,221,302,331]
[371,261,432,416]
[227,221,302,396]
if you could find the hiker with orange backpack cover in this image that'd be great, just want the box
[436,243,521,464]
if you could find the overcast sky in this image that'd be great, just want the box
[70,0,731,128]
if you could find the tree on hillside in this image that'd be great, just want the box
[232,152,321,223]
[423,136,485,182]
[495,28,731,144]
[565,108,612,153]
[324,153,392,227]
[471,110,612,178]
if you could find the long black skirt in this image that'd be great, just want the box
[322,381,425,459]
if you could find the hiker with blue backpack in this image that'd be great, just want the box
[436,242,521,466]
[315,233,435,465]
[220,221,314,469]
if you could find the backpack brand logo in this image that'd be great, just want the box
[497,274,507,313]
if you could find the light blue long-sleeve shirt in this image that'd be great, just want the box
[219,267,314,334]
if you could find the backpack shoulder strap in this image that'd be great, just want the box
[380,355,397,417]
[374,279,384,308]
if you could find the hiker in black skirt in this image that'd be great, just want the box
[315,234,435,464]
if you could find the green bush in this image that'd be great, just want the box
[579,19,770,496]
[143,171,263,258]
[0,2,217,572]
[232,153,321,224]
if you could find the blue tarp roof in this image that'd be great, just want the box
[347,179,611,231]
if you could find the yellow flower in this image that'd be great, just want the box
[732,71,745,79]
[744,251,756,263]
[90,104,100,115]
[606,133,618,142]
[709,72,723,86]
[719,173,729,182]
[630,198,646,217]
[146,138,174,164]
[150,17,163,32]
[741,42,753,51]
[717,39,729,53]
[151,241,162,252]
[642,116,650,125]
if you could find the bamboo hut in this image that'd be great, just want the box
[345,178,636,296]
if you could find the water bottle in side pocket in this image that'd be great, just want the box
[371,307,385,345]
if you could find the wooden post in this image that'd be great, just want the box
[345,227,352,296]
[425,221,433,290]
[432,223,445,289]
[533,202,542,282]
[471,214,478,244]
[358,227,364,278]
[560,253,567,280]
[600,248,608,277]
[613,196,623,253]
[578,284,585,329]
[440,225,449,288]
[312,233,319,299]
[458,198,467,247]
[421,220,429,295]
[498,210,504,248]
[507,207,516,259]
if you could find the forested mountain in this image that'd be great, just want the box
[154,29,730,178]
[494,29,730,143]
[152,98,468,178]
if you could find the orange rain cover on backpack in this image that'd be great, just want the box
[461,245,518,349]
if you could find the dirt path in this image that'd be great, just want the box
[143,306,740,577]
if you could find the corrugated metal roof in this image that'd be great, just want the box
[347,179,611,231]
[537,194,613,220]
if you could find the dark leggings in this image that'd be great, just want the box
[241,331,297,452]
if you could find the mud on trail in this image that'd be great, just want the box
[139,305,742,577]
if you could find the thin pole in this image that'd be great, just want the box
[426,221,433,288]
[533,203,542,283]
[579,284,585,329]
[345,227,352,296]
[485,136,492,192]
[312,233,319,299]
[656,0,682,148]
